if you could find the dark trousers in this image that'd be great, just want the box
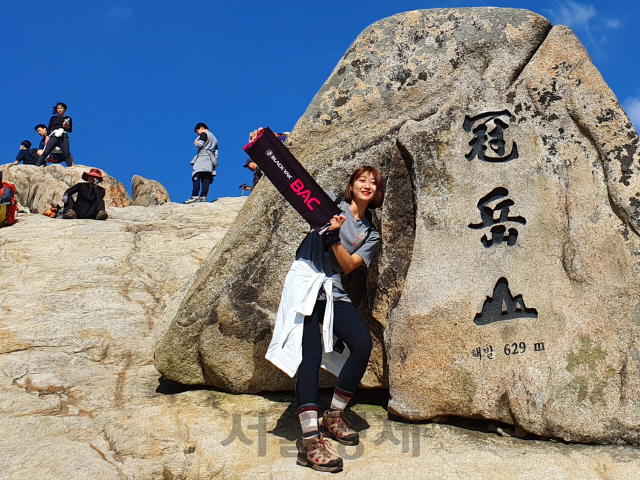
[192,172,214,197]
[64,195,105,219]
[296,300,373,408]
[36,134,71,166]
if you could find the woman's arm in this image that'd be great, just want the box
[64,183,82,196]
[325,214,364,274]
[331,245,364,274]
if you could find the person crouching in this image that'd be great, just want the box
[62,168,108,220]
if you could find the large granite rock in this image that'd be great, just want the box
[0,164,132,213]
[0,199,248,478]
[385,24,640,444]
[6,201,637,478]
[155,7,640,444]
[132,174,170,206]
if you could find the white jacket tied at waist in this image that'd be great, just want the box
[265,259,351,378]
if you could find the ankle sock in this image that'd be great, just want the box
[298,403,319,438]
[329,386,354,412]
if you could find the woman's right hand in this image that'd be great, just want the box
[328,214,346,231]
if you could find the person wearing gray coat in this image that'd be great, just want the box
[184,122,218,204]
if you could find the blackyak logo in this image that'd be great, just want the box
[265,149,273,156]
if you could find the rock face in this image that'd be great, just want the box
[2,204,640,479]
[155,7,640,444]
[0,164,132,213]
[131,174,170,206]
[0,199,247,478]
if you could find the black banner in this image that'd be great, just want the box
[243,127,340,233]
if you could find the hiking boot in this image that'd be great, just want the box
[183,196,199,204]
[320,410,359,445]
[63,209,77,219]
[96,210,108,220]
[296,434,343,473]
[197,196,207,203]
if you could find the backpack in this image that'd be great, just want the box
[43,203,63,218]
[0,182,18,226]
[28,149,39,164]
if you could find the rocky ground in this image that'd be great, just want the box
[1,199,639,479]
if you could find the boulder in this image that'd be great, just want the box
[2,200,640,478]
[132,175,170,206]
[0,164,132,213]
[155,7,640,444]
[386,24,640,444]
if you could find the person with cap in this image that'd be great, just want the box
[184,122,218,204]
[0,170,18,227]
[243,158,264,191]
[62,168,108,220]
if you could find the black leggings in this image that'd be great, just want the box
[192,172,214,197]
[36,134,71,166]
[296,300,372,407]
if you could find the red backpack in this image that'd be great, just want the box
[1,182,17,226]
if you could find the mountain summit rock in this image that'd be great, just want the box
[156,8,640,443]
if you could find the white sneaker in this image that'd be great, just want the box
[198,196,207,203]
[183,196,200,204]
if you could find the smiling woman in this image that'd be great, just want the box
[265,165,385,472]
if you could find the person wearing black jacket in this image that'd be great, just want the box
[243,158,264,190]
[62,168,108,220]
[36,102,73,167]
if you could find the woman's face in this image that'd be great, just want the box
[56,104,66,115]
[351,171,377,204]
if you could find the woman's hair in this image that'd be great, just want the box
[344,166,385,209]
[52,102,67,114]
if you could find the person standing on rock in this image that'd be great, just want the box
[36,102,73,167]
[184,122,217,204]
[265,165,384,473]
[62,168,108,220]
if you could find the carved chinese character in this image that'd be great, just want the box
[463,110,518,163]
[469,187,526,247]
[474,278,538,326]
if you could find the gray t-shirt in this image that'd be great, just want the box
[295,200,381,303]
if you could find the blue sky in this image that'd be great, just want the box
[2,0,639,201]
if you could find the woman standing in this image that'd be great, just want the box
[36,102,73,167]
[184,122,218,203]
[266,166,384,473]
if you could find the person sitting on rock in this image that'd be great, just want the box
[62,168,108,220]
[28,123,68,165]
[12,140,37,165]
[0,170,18,227]
[184,122,217,204]
[36,102,73,167]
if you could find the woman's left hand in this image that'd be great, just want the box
[328,214,346,231]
